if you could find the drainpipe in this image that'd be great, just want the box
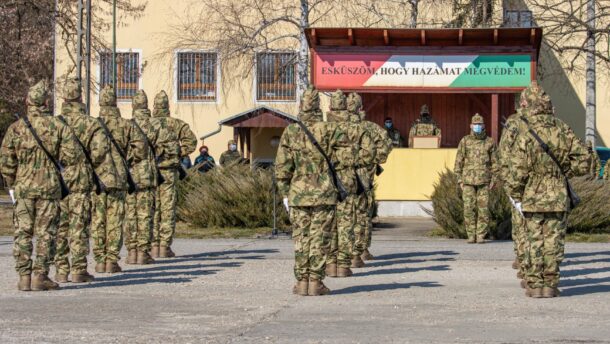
[200,123,223,142]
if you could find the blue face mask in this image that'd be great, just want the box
[385,122,393,129]
[472,124,484,134]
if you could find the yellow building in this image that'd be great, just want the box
[53,1,609,216]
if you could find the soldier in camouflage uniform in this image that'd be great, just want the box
[150,91,197,258]
[505,82,590,298]
[1,81,80,291]
[325,90,362,278]
[408,105,441,148]
[93,85,146,273]
[219,139,244,166]
[605,160,610,180]
[586,141,601,180]
[124,90,158,265]
[347,93,389,262]
[454,114,498,243]
[275,85,346,296]
[384,117,404,148]
[54,79,117,283]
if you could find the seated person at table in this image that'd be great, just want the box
[384,117,404,148]
[408,104,441,147]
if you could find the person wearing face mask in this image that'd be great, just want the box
[454,114,499,244]
[194,145,216,173]
[384,117,404,148]
[219,139,244,167]
[408,105,441,147]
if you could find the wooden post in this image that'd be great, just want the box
[491,94,499,143]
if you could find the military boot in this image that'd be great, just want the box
[126,249,137,264]
[542,287,560,298]
[512,259,519,270]
[55,272,69,283]
[517,270,524,279]
[150,245,160,258]
[525,287,543,298]
[95,262,106,273]
[105,261,122,273]
[17,274,31,291]
[293,279,309,296]
[351,256,365,268]
[467,237,476,244]
[137,251,155,265]
[72,272,95,283]
[476,237,487,244]
[337,267,353,278]
[325,263,338,278]
[361,249,375,261]
[520,280,527,289]
[159,246,176,258]
[32,273,60,291]
[308,279,330,296]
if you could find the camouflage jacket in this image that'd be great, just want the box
[498,111,528,186]
[386,127,404,148]
[275,109,347,207]
[604,160,609,180]
[588,149,602,180]
[59,101,119,192]
[408,121,441,147]
[98,106,147,191]
[149,113,197,169]
[219,150,244,166]
[505,114,590,212]
[327,109,361,194]
[454,133,498,186]
[0,106,80,199]
[349,112,379,191]
[131,108,158,189]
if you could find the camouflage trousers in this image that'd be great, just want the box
[511,207,527,274]
[91,190,126,263]
[353,192,370,256]
[55,193,91,275]
[523,212,567,289]
[290,205,334,281]
[153,169,178,248]
[462,184,490,240]
[13,198,59,275]
[327,194,355,268]
[124,188,155,252]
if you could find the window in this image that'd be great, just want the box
[256,52,297,102]
[504,10,533,28]
[100,52,140,100]
[177,52,218,101]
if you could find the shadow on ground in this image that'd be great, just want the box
[332,281,443,295]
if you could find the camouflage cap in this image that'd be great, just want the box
[300,85,320,112]
[471,113,484,124]
[27,80,49,106]
[347,92,362,113]
[63,78,81,101]
[228,139,236,145]
[132,89,148,110]
[154,90,169,110]
[330,90,347,111]
[99,85,117,106]
[420,104,430,115]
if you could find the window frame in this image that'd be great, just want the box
[254,50,298,104]
[503,10,533,28]
[173,49,221,104]
[98,49,143,103]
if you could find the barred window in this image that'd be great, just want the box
[256,52,296,102]
[504,10,532,28]
[177,52,218,101]
[100,52,140,100]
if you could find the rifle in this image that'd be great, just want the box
[14,113,70,199]
[56,116,105,195]
[520,116,581,210]
[354,168,366,195]
[177,162,188,180]
[97,118,137,194]
[130,119,165,186]
[296,121,348,202]
[375,164,384,176]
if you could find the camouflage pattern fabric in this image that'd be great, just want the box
[523,212,566,288]
[605,160,610,180]
[386,127,404,148]
[13,199,59,275]
[511,206,528,275]
[462,185,490,240]
[91,190,126,263]
[54,193,91,275]
[130,89,158,190]
[125,189,155,252]
[219,150,244,166]
[153,169,178,248]
[353,192,370,255]
[291,205,334,281]
[454,134,498,186]
[586,141,601,180]
[408,106,441,147]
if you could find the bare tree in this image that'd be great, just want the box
[449,0,497,27]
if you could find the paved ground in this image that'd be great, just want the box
[1,218,610,343]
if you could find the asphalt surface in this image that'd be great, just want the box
[1,218,609,343]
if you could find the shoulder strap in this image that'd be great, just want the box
[97,117,128,160]
[519,117,564,173]
[97,117,137,194]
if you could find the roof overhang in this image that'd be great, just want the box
[219,106,298,128]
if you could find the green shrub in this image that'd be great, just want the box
[428,170,610,239]
[177,165,290,229]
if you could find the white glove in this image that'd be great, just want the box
[8,189,15,205]
[282,197,289,212]
[509,196,524,217]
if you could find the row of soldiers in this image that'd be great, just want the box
[453,81,599,298]
[275,86,392,296]
[0,79,197,291]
